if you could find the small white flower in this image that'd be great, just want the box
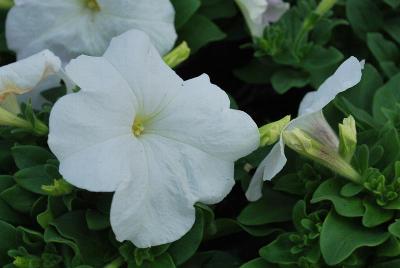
[235,0,289,37]
[246,57,364,201]
[0,49,60,112]
[6,0,177,64]
[48,29,259,248]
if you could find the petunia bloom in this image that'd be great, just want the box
[48,29,260,248]
[6,0,177,64]
[246,57,364,201]
[0,49,61,113]
[235,0,289,37]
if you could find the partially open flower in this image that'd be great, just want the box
[235,0,289,37]
[6,0,177,64]
[246,57,364,201]
[0,49,60,132]
[48,29,259,248]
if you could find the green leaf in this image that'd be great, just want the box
[367,33,400,77]
[362,199,393,227]
[0,185,38,213]
[11,145,54,169]
[169,208,204,265]
[178,14,226,53]
[384,0,400,8]
[341,64,383,113]
[240,258,278,268]
[389,220,400,238]
[0,198,26,225]
[14,165,55,194]
[346,0,383,39]
[238,187,298,225]
[374,259,400,268]
[311,178,365,217]
[259,233,298,265]
[0,220,17,264]
[51,210,114,266]
[85,209,110,231]
[271,69,309,94]
[320,211,389,265]
[171,0,201,29]
[384,17,400,45]
[373,73,400,121]
[340,183,363,197]
[199,0,237,20]
[0,175,14,192]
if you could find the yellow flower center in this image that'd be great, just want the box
[86,0,101,11]
[132,117,145,137]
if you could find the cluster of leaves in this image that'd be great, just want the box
[234,0,400,95]
[237,57,400,266]
[171,0,238,53]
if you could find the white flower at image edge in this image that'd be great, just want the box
[0,50,60,106]
[246,56,365,201]
[235,0,290,37]
[6,0,177,63]
[48,29,260,248]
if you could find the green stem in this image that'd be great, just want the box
[104,257,124,268]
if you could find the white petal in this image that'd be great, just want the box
[6,0,176,64]
[246,139,287,201]
[298,56,364,116]
[0,50,60,98]
[58,135,143,192]
[103,29,183,118]
[235,0,268,37]
[147,74,260,162]
[111,136,196,248]
[48,56,139,191]
[263,0,289,23]
[288,111,339,150]
[97,0,177,55]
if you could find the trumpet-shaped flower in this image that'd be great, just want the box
[6,0,177,64]
[246,57,364,201]
[0,49,60,113]
[235,0,289,37]
[48,29,259,248]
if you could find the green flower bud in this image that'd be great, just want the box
[163,41,191,69]
[315,0,337,16]
[0,105,31,129]
[259,115,291,146]
[283,128,361,184]
[338,115,357,162]
[41,179,73,196]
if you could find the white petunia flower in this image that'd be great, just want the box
[246,57,364,201]
[0,49,61,113]
[48,29,260,248]
[6,0,177,64]
[235,0,289,37]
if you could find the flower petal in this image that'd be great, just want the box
[263,0,289,23]
[111,136,196,248]
[0,49,60,98]
[147,74,260,162]
[6,0,176,63]
[235,0,267,37]
[298,56,364,116]
[48,55,139,191]
[103,29,183,118]
[97,0,177,55]
[246,139,286,201]
[288,111,339,150]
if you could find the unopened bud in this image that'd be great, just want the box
[339,115,357,162]
[163,42,191,69]
[259,115,291,146]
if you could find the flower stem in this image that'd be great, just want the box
[104,257,124,268]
